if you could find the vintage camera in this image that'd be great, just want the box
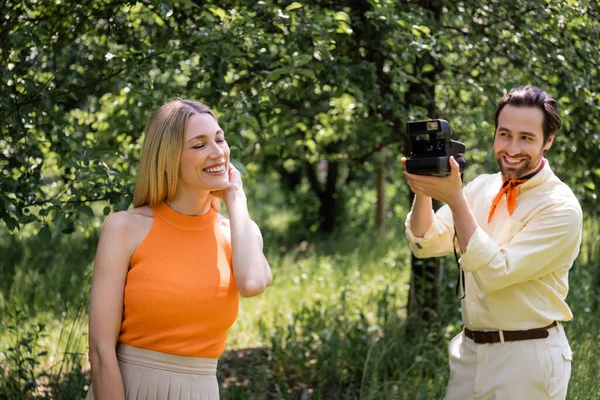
[405,119,466,176]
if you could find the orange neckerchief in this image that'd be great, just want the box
[487,160,546,223]
[487,179,527,223]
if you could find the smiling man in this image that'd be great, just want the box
[402,86,582,399]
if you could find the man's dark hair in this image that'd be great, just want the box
[494,86,562,143]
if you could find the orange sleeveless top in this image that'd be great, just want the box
[118,202,239,358]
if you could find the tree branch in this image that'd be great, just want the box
[443,6,537,36]
[24,196,111,208]
[348,142,386,165]
[0,31,241,126]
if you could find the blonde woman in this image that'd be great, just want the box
[87,99,272,399]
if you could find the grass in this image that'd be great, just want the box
[1,176,599,399]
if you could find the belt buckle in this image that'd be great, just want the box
[471,330,491,344]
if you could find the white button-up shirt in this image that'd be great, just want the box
[405,160,583,331]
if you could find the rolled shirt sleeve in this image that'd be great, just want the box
[405,205,456,258]
[404,162,582,330]
[460,203,583,293]
[404,175,485,258]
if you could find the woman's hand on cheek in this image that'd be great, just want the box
[211,163,244,201]
[227,163,243,192]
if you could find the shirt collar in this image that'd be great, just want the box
[518,158,552,191]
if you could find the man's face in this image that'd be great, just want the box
[494,105,554,179]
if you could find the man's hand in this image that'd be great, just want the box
[402,156,463,207]
[403,155,478,252]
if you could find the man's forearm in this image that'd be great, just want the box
[410,195,433,238]
[448,193,478,253]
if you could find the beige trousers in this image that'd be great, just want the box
[86,342,220,400]
[445,323,572,400]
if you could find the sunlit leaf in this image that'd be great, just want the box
[285,2,303,11]
[333,11,350,23]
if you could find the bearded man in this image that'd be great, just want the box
[403,86,582,399]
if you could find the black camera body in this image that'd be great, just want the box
[405,119,466,176]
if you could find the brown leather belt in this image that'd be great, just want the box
[464,321,558,344]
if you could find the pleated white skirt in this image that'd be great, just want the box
[86,342,219,400]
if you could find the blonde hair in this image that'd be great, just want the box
[133,99,219,208]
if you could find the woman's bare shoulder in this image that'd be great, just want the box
[103,207,152,227]
[100,207,154,249]
[128,206,154,220]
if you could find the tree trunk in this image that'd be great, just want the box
[405,0,444,334]
[319,161,339,233]
[406,195,445,331]
[375,161,386,230]
[306,160,339,233]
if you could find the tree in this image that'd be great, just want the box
[2,0,598,329]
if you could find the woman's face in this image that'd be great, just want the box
[177,113,230,194]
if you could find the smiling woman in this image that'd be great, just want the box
[177,113,231,195]
[86,99,272,400]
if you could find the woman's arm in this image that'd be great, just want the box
[212,163,272,297]
[225,190,272,297]
[88,212,135,399]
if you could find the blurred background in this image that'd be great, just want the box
[1,0,599,398]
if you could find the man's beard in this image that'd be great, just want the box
[495,153,541,179]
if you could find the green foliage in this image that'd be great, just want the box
[2,0,598,234]
[0,308,48,398]
[257,286,454,399]
[0,305,90,400]
[1,175,600,398]
[1,0,600,397]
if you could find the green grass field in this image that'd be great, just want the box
[1,179,599,399]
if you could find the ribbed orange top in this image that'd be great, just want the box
[118,202,239,358]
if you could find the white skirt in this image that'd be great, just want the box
[86,342,219,400]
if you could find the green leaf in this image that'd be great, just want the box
[38,225,52,244]
[19,214,37,225]
[333,11,350,23]
[3,216,18,232]
[179,0,202,8]
[285,2,303,11]
[230,159,247,173]
[237,115,260,131]
[267,66,294,82]
[206,5,227,20]
[56,214,75,234]
[336,21,353,35]
[297,69,316,79]
[304,139,317,154]
[117,195,132,211]
[294,54,312,67]
[411,25,430,37]
[417,25,431,35]
[78,205,95,217]
[421,64,434,73]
